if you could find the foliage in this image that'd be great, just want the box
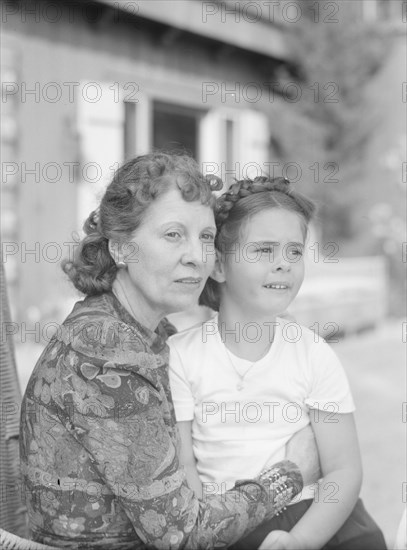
[273,0,394,242]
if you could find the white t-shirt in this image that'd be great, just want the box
[169,315,355,497]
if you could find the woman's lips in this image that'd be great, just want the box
[174,277,203,284]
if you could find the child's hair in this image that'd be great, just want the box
[199,176,316,311]
[62,152,221,296]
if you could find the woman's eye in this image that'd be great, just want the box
[165,231,182,239]
[259,247,273,254]
[201,233,215,242]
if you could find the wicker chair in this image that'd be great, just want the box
[0,529,58,550]
[0,264,56,550]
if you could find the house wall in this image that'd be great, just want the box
[1,0,288,325]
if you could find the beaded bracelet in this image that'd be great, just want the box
[258,467,290,516]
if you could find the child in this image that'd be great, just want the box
[169,176,386,549]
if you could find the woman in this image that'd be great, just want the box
[20,153,312,549]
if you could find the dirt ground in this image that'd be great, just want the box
[331,319,406,548]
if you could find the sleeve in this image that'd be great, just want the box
[304,339,355,413]
[168,340,195,422]
[60,344,303,549]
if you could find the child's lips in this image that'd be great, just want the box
[262,282,291,290]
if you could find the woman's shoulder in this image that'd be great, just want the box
[64,293,117,325]
[56,293,155,363]
[22,293,165,402]
[24,296,114,381]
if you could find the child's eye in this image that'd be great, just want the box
[286,247,303,259]
[259,247,274,255]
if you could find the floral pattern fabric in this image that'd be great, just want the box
[20,292,302,549]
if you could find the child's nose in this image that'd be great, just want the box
[272,252,291,272]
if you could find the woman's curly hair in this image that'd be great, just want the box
[62,152,219,296]
[199,176,316,311]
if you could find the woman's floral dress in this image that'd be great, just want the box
[20,292,302,549]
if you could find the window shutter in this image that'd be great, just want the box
[76,82,124,226]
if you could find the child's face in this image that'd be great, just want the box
[219,208,305,318]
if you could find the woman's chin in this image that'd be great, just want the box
[165,296,200,316]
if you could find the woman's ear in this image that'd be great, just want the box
[108,240,124,264]
[210,250,226,283]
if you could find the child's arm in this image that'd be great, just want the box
[262,411,362,550]
[291,411,362,548]
[177,420,203,499]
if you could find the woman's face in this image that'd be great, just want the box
[116,187,216,327]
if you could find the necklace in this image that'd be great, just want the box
[223,347,259,392]
[218,317,274,392]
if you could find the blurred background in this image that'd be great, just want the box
[1,0,406,546]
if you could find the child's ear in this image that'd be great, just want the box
[210,251,226,283]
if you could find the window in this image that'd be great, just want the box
[153,101,206,159]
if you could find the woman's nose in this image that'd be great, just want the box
[181,239,204,266]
